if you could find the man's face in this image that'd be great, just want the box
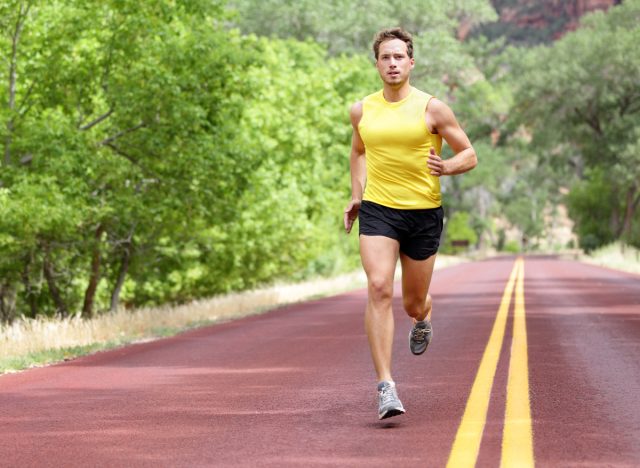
[376,39,414,87]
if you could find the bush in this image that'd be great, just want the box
[503,240,520,253]
[443,211,478,254]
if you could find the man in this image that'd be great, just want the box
[344,28,477,420]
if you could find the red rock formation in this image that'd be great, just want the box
[562,0,620,36]
[465,0,621,42]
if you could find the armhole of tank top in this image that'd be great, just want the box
[424,95,438,136]
[356,98,367,133]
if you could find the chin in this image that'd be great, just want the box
[384,78,405,87]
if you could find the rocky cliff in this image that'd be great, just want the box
[468,0,621,44]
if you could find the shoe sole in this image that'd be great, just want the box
[379,407,406,420]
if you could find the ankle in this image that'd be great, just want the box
[377,380,395,389]
[377,375,393,385]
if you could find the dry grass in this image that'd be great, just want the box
[0,255,466,373]
[580,242,640,275]
[1,272,366,371]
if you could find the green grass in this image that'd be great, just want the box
[1,341,122,373]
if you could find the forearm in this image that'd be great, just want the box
[350,151,367,200]
[443,147,477,176]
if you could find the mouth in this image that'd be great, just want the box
[388,71,400,78]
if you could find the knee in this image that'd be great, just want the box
[403,297,422,318]
[368,277,393,304]
[403,294,431,319]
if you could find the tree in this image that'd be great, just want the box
[227,0,497,98]
[511,1,640,248]
[0,1,382,321]
[0,0,256,319]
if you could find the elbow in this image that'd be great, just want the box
[469,149,478,170]
[470,156,478,170]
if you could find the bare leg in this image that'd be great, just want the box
[360,235,399,383]
[400,253,437,322]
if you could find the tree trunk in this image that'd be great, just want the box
[0,282,17,323]
[82,224,105,318]
[4,3,30,166]
[110,243,132,312]
[619,184,639,241]
[110,224,136,312]
[43,246,68,317]
[22,253,38,318]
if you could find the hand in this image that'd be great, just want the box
[343,199,361,234]
[427,147,446,176]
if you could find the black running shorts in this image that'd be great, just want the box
[358,200,444,261]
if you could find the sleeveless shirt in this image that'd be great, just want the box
[358,87,442,209]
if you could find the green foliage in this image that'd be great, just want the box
[1,0,249,319]
[503,240,520,253]
[229,0,502,254]
[2,0,635,322]
[443,211,478,254]
[566,168,618,252]
[0,1,377,321]
[508,1,639,250]
[129,37,377,304]
[227,0,496,54]
[227,0,497,97]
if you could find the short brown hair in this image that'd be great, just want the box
[372,28,413,60]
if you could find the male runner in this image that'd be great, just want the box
[343,28,477,420]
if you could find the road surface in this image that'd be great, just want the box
[1,256,639,467]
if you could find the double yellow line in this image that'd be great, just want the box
[447,258,534,467]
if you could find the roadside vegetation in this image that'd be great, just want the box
[0,255,467,373]
[0,270,368,373]
[581,242,640,275]
[0,1,637,328]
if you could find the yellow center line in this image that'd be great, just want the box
[446,259,521,468]
[502,259,534,467]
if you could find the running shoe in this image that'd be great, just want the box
[409,319,432,355]
[377,381,406,420]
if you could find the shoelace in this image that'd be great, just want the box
[379,385,397,405]
[411,325,431,342]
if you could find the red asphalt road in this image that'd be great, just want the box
[1,257,639,467]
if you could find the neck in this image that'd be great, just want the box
[382,81,412,102]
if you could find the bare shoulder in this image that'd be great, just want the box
[350,101,363,127]
[426,98,456,122]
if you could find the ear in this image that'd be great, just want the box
[410,58,415,69]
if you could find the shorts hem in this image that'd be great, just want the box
[359,233,400,242]
[400,248,439,261]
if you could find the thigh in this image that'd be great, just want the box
[360,235,400,286]
[400,252,436,305]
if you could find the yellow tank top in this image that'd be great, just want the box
[358,87,442,209]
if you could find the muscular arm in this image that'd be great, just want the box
[344,101,366,233]
[349,102,366,201]
[426,99,477,176]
